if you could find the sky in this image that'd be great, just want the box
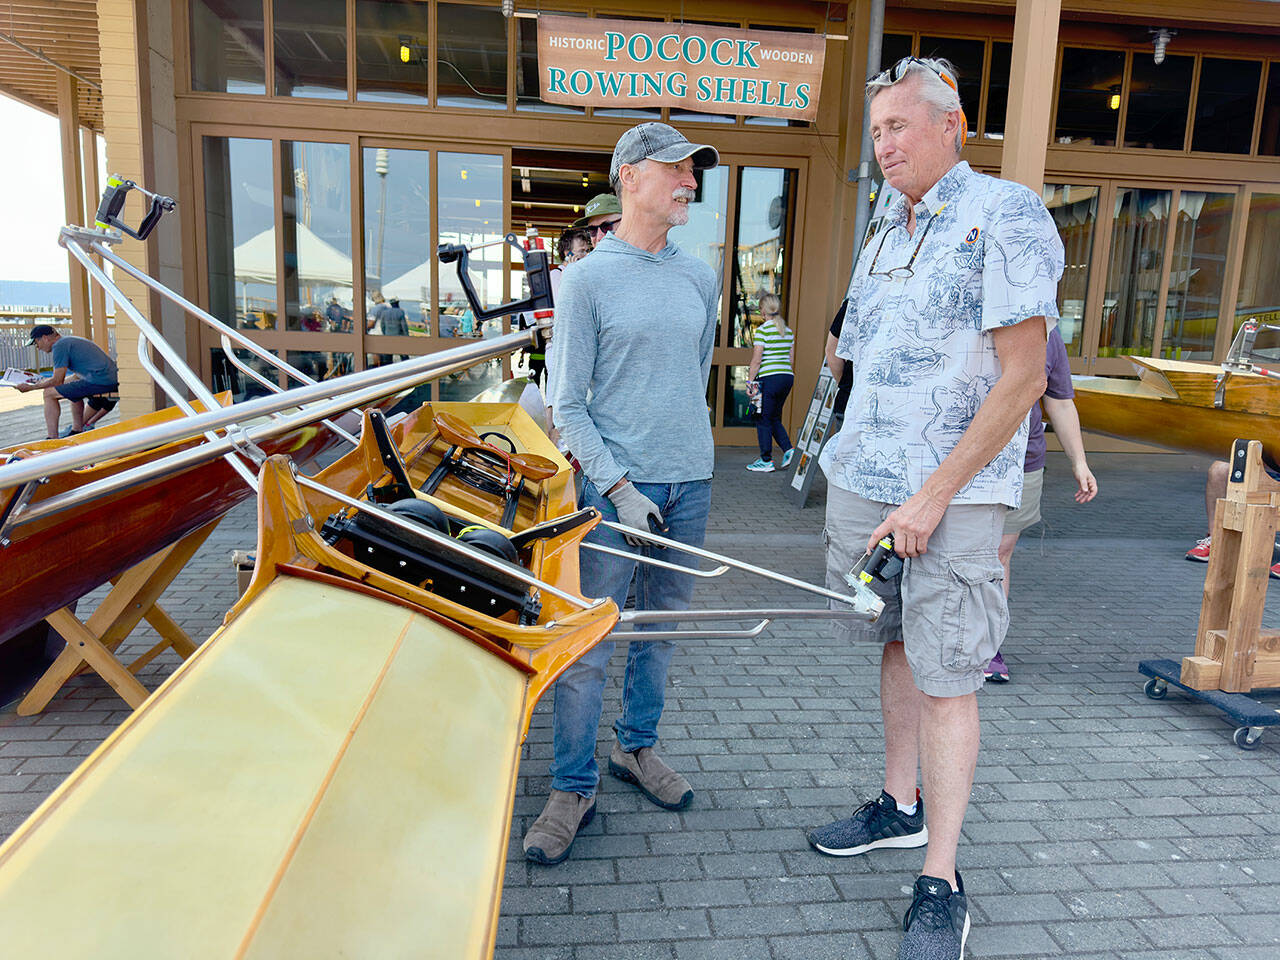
[0,93,105,284]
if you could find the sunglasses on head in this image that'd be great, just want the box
[871,56,959,95]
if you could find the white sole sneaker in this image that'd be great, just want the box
[812,825,929,857]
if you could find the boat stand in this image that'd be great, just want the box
[1138,438,1280,748]
[17,519,219,715]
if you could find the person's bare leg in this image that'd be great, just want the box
[882,640,923,803]
[919,690,980,887]
[69,399,85,431]
[41,387,61,438]
[1205,460,1229,532]
[997,531,1020,599]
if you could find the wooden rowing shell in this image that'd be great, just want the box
[1073,356,1280,461]
[0,395,352,645]
[0,404,617,957]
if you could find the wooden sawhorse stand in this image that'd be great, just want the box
[1182,439,1280,693]
[16,519,220,715]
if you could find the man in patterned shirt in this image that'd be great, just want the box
[808,58,1064,960]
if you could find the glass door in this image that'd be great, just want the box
[712,161,800,437]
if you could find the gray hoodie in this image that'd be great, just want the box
[548,232,719,492]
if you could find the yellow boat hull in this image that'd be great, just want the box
[1074,358,1280,461]
[0,403,618,958]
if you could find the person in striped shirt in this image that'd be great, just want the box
[745,292,796,472]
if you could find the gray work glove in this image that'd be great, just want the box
[607,481,666,547]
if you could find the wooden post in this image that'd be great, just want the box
[56,72,91,340]
[999,0,1061,194]
[81,127,110,353]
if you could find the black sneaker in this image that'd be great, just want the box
[806,789,928,856]
[899,872,969,960]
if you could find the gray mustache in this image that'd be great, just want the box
[672,188,696,202]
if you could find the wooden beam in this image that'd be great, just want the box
[56,71,91,340]
[999,0,1060,194]
[82,125,110,352]
[1180,653,1280,691]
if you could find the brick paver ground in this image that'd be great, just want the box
[2,433,1279,959]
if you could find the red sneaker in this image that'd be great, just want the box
[1271,563,1280,581]
[1185,537,1211,562]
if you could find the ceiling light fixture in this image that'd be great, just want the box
[1149,27,1176,65]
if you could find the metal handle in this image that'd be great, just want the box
[581,541,730,578]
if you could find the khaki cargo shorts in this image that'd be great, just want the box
[824,484,1009,697]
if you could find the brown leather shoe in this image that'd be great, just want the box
[607,743,693,810]
[523,789,596,865]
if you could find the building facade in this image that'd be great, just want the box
[15,0,1280,442]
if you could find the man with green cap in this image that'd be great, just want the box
[572,192,622,243]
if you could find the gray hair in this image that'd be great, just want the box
[866,57,965,154]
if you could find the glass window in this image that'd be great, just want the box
[1192,57,1263,155]
[983,41,1011,139]
[355,0,429,104]
[1100,187,1170,357]
[211,347,279,402]
[1054,47,1125,146]
[273,0,347,99]
[364,147,431,337]
[1041,183,1099,356]
[1234,193,1280,333]
[203,137,276,330]
[286,350,353,382]
[920,36,984,139]
[1162,192,1234,360]
[1124,53,1192,150]
[729,167,797,349]
[189,0,265,94]
[437,152,504,334]
[280,141,353,333]
[670,166,729,324]
[437,2,507,110]
[1260,63,1280,156]
[742,23,814,128]
[516,12,585,114]
[705,367,718,426]
[879,34,914,72]
[722,365,754,428]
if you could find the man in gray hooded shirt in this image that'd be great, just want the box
[525,123,720,865]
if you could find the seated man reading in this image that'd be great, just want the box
[17,324,119,438]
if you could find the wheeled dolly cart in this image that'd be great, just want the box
[1139,658,1279,750]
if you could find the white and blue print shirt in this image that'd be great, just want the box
[819,162,1065,508]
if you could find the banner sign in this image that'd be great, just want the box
[536,16,826,122]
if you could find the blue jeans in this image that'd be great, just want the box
[755,373,793,460]
[550,478,712,796]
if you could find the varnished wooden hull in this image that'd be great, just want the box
[0,398,352,644]
[1073,357,1280,461]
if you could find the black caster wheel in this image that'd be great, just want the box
[1233,726,1263,751]
[1144,678,1168,700]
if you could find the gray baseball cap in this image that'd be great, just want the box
[609,122,719,188]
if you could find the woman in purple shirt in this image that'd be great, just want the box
[985,325,1098,682]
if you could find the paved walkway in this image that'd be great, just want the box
[2,442,1278,959]
[0,385,119,443]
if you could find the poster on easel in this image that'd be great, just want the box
[788,369,836,500]
[788,178,894,507]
